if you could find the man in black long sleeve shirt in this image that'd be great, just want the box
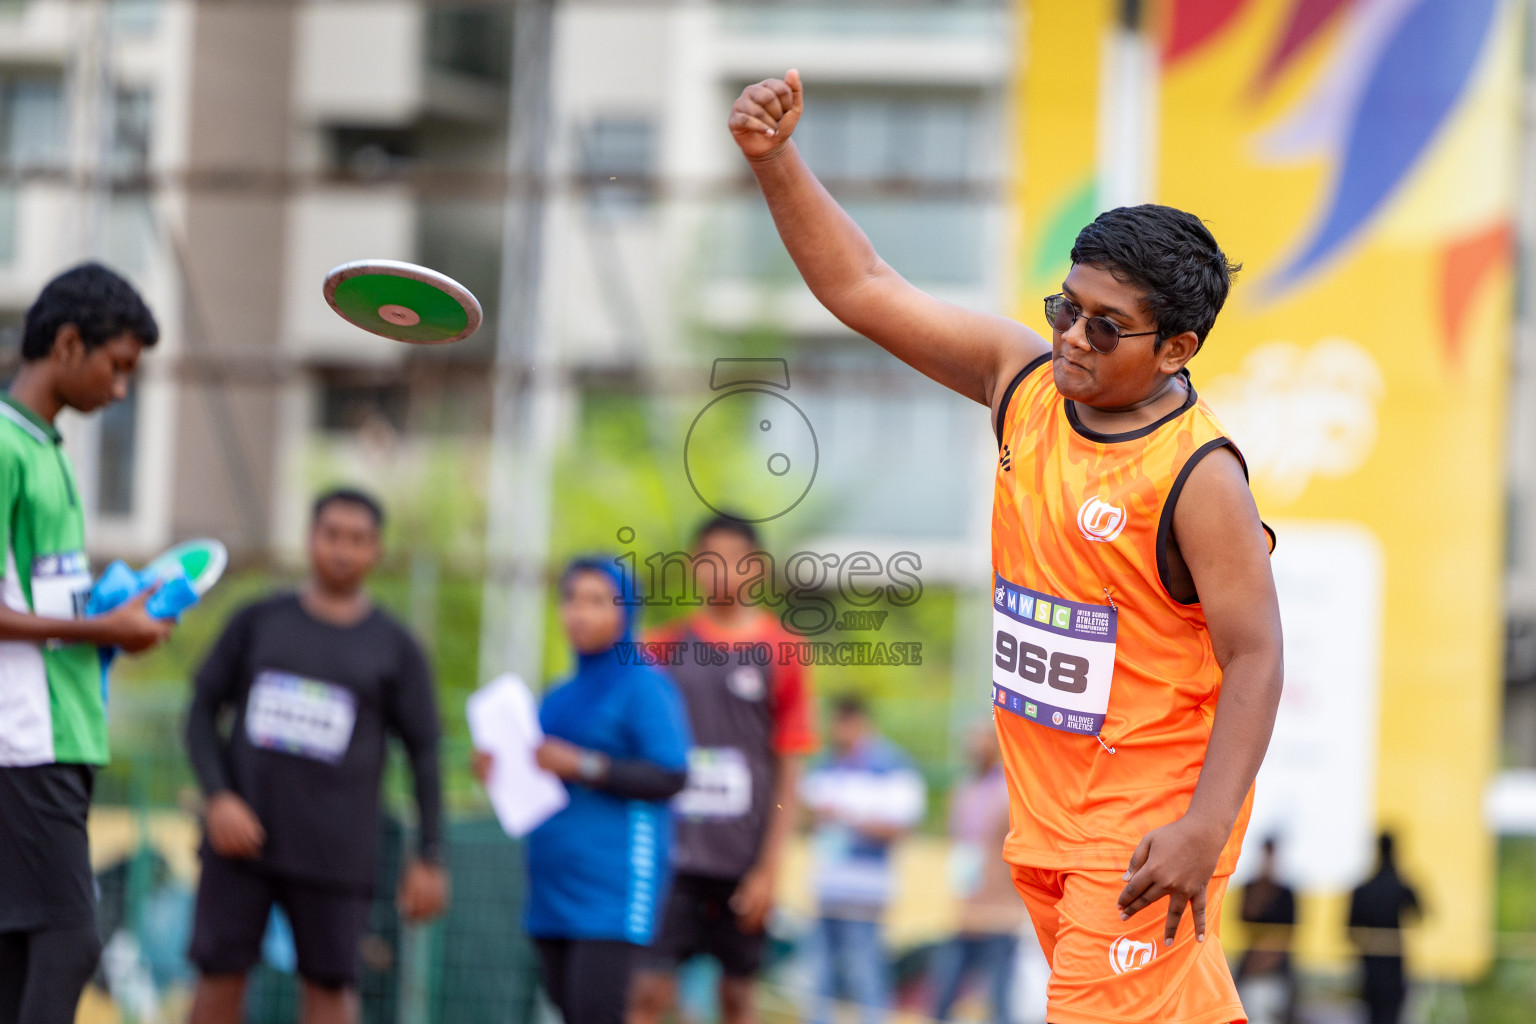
[185,489,446,1024]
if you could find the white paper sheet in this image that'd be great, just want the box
[466,673,568,837]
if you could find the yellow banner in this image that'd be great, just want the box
[1015,0,1517,978]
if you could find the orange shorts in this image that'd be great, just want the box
[1011,865,1246,1024]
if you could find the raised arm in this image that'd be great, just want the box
[730,70,1048,412]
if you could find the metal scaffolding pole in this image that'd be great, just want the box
[479,0,558,686]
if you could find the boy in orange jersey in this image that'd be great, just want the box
[729,72,1283,1024]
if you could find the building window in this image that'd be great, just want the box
[0,187,14,267]
[788,340,977,539]
[111,88,152,176]
[578,117,656,212]
[107,89,154,272]
[328,126,416,177]
[317,372,409,433]
[108,0,160,35]
[1,77,66,170]
[723,87,989,286]
[97,383,137,517]
[0,78,64,264]
[426,5,512,82]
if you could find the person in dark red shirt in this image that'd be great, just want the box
[629,516,817,1024]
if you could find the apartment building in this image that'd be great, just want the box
[0,0,1008,577]
[0,0,509,563]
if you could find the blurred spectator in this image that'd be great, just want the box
[518,557,692,1024]
[631,516,818,1024]
[1348,831,1422,1024]
[184,489,447,1024]
[1235,837,1296,1024]
[801,696,926,1024]
[929,724,1025,1024]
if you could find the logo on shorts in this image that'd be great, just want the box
[1076,497,1127,542]
[1109,935,1157,975]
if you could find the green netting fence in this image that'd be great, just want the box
[88,739,541,1024]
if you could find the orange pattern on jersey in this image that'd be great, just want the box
[991,359,1259,876]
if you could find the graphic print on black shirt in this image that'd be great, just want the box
[185,593,442,891]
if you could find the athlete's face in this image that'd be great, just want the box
[560,569,626,655]
[310,502,381,593]
[696,528,755,607]
[56,330,144,413]
[831,709,871,756]
[1049,264,1197,409]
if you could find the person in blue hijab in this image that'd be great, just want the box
[525,556,692,1024]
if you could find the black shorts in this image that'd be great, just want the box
[188,850,371,988]
[640,873,765,979]
[0,763,96,933]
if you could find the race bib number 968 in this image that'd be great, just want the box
[991,573,1117,736]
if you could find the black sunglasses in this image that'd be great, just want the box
[1043,293,1158,354]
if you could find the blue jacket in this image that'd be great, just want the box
[525,558,692,942]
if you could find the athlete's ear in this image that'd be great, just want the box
[1154,330,1199,376]
[51,323,85,366]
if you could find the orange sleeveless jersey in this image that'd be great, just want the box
[991,355,1264,876]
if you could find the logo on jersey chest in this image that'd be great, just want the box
[727,666,765,701]
[1076,497,1127,542]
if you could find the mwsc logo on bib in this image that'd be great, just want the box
[1077,497,1127,542]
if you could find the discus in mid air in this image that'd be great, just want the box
[322,259,482,344]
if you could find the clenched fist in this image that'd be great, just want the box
[729,69,804,161]
[206,791,265,860]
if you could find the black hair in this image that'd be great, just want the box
[693,513,759,549]
[832,694,869,719]
[1069,205,1240,351]
[312,487,385,529]
[22,263,160,361]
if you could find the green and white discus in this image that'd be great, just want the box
[143,538,228,597]
[322,259,483,344]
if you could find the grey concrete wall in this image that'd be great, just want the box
[170,1,294,556]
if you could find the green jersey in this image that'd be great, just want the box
[0,393,103,766]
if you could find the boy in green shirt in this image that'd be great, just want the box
[0,264,172,1024]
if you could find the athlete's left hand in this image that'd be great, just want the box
[730,866,776,934]
[1116,815,1227,946]
[397,860,449,923]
